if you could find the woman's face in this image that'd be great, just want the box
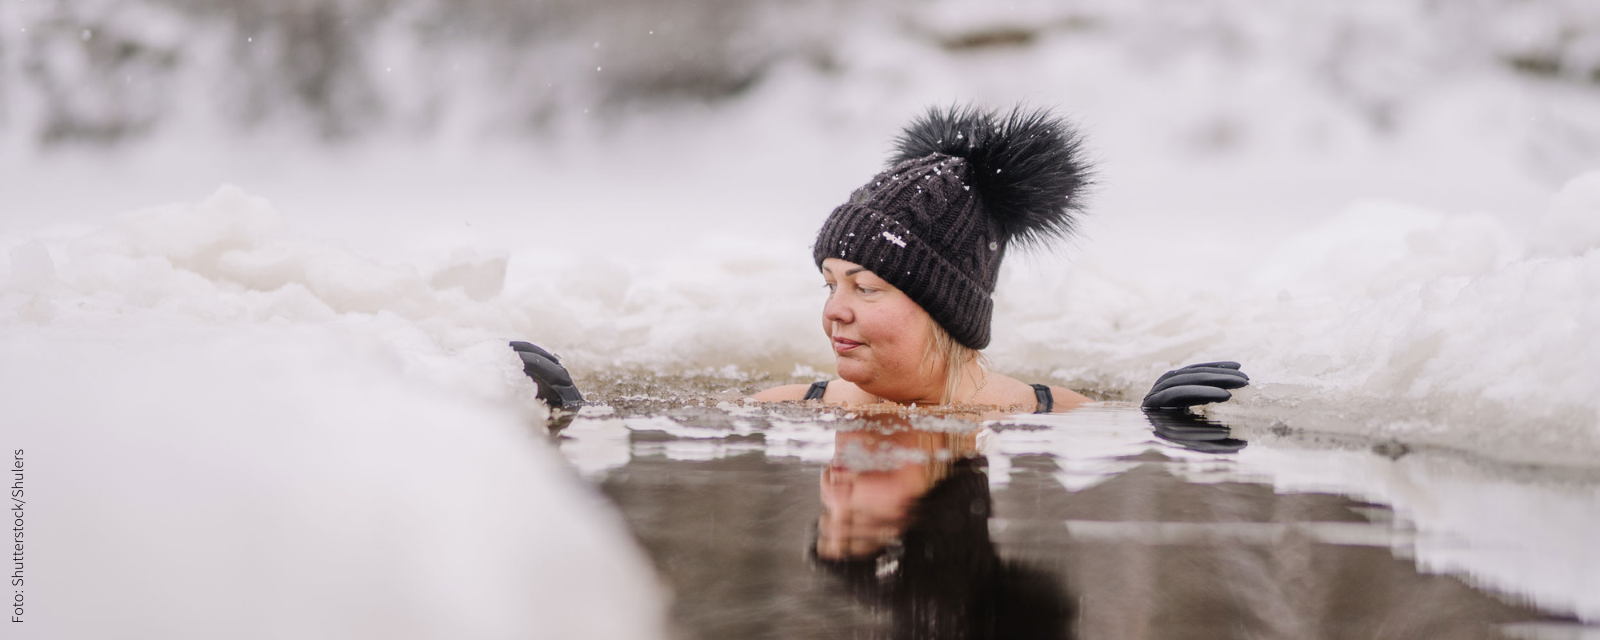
[820,258,937,400]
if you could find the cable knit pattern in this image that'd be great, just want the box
[813,153,1003,349]
[813,105,1092,350]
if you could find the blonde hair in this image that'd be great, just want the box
[921,316,987,405]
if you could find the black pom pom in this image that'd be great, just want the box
[892,104,1093,247]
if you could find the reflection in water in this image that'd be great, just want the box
[564,399,1586,639]
[812,418,1072,639]
[1142,409,1248,454]
[816,424,980,561]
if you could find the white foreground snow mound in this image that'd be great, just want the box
[0,210,667,638]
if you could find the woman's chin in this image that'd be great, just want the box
[834,358,871,384]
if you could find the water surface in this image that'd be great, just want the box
[549,378,1600,639]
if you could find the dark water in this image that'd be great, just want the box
[546,389,1598,640]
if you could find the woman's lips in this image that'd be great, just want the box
[832,337,863,354]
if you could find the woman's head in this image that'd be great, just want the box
[822,258,981,403]
[811,104,1092,396]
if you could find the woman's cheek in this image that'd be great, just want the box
[856,307,898,349]
[867,321,913,365]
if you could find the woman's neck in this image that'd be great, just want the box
[867,359,986,406]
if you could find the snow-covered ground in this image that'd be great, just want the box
[3,0,1600,634]
[4,317,667,639]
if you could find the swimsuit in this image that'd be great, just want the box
[802,380,1054,414]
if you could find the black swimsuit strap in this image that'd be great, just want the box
[1032,383,1054,414]
[805,379,1053,412]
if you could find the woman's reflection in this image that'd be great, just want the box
[812,414,1073,640]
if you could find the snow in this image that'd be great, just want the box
[18,167,1576,466]
[2,314,667,639]
[997,172,1600,465]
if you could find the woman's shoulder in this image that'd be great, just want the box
[981,374,1090,413]
[751,380,878,404]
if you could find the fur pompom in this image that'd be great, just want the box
[892,104,1092,247]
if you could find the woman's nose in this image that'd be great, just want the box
[823,294,853,325]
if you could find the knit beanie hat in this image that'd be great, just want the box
[813,105,1093,350]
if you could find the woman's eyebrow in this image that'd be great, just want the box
[844,267,866,276]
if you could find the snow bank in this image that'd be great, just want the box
[0,188,667,638]
[5,176,1596,472]
[994,171,1600,465]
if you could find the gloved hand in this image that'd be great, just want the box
[1141,361,1249,409]
[510,341,586,410]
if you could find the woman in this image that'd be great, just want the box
[513,105,1249,413]
[750,104,1246,413]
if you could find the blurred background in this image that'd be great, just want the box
[6,0,1600,226]
[5,0,1600,163]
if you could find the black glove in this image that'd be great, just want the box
[1143,409,1247,454]
[510,341,586,410]
[1141,361,1249,409]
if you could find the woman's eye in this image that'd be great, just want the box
[823,283,837,293]
[856,286,875,295]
